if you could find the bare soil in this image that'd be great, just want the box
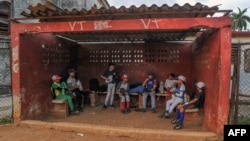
[0,105,223,141]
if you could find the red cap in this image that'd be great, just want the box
[121,74,128,80]
[52,74,62,81]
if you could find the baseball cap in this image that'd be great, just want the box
[52,74,62,81]
[121,74,128,80]
[147,72,154,76]
[68,68,77,73]
[195,82,205,89]
[177,75,186,82]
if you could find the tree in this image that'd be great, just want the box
[230,7,250,31]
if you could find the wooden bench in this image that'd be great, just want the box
[90,91,170,108]
[50,99,68,118]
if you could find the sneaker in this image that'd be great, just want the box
[110,104,116,109]
[171,118,180,124]
[174,123,183,130]
[121,109,128,114]
[70,110,79,115]
[164,112,170,118]
[127,109,131,113]
[77,107,84,112]
[141,109,146,113]
[102,105,107,110]
[159,111,169,118]
[152,108,156,113]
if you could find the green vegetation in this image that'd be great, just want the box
[238,114,250,124]
[230,7,250,31]
[0,116,13,125]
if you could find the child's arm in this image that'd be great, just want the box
[142,78,149,87]
[152,80,157,91]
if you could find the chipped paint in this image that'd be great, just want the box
[12,46,18,62]
[12,63,19,73]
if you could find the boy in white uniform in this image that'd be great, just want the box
[159,75,186,118]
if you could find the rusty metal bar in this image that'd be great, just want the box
[234,44,242,124]
[10,10,232,22]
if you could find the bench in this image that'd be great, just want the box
[50,99,68,118]
[90,91,170,108]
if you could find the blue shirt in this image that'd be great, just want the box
[146,79,156,89]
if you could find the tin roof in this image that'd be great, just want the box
[18,1,231,42]
[20,1,231,22]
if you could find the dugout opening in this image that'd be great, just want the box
[11,2,232,134]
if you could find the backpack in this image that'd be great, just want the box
[89,78,99,92]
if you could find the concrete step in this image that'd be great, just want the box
[20,120,220,141]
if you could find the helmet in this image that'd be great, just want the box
[196,82,205,89]
[52,74,62,81]
[177,75,186,82]
[121,74,128,80]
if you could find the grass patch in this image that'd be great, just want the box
[238,114,250,124]
[0,116,13,125]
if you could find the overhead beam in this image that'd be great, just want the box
[11,17,231,34]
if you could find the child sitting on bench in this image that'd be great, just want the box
[116,74,131,114]
[172,81,205,130]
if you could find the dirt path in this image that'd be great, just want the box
[0,124,153,141]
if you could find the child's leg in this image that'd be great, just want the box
[120,96,125,110]
[176,105,181,119]
[125,94,130,108]
[109,83,116,105]
[105,84,112,105]
[179,107,185,126]
[58,94,74,111]
[166,98,174,112]
[142,92,149,109]
[168,98,183,114]
[149,91,156,109]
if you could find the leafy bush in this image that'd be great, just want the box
[0,116,13,125]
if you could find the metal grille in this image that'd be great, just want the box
[0,39,12,121]
[229,43,250,124]
[88,48,180,64]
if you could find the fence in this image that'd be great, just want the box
[0,38,12,121]
[229,43,250,124]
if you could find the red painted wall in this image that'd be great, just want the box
[19,33,72,119]
[192,28,231,134]
[77,43,193,90]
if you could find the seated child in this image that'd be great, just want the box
[159,75,186,118]
[172,81,205,130]
[116,74,131,114]
[67,68,84,112]
[51,74,79,115]
[164,73,177,97]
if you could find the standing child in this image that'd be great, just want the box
[172,82,205,130]
[100,63,119,109]
[116,74,131,114]
[159,75,186,118]
[142,72,157,113]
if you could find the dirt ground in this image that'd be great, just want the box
[0,105,223,141]
[44,105,205,131]
[0,123,159,141]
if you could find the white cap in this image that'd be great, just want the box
[196,82,205,89]
[178,75,186,82]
